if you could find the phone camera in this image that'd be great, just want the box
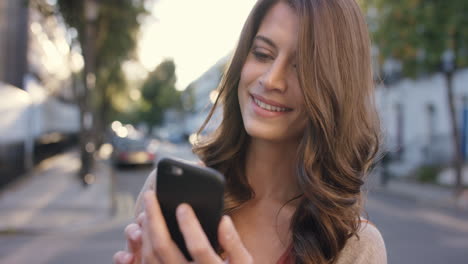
[171,166,183,176]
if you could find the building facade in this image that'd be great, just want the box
[377,69,468,178]
[0,0,29,89]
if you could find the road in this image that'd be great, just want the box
[1,144,467,263]
[366,192,468,264]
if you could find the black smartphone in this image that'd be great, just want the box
[156,157,225,260]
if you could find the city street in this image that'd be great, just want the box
[1,144,468,263]
[1,0,467,263]
[0,162,151,264]
[366,192,468,264]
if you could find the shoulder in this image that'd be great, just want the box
[335,220,387,264]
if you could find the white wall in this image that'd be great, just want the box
[0,84,32,143]
[377,68,468,177]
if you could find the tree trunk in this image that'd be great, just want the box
[445,71,464,196]
[95,94,111,149]
[79,0,99,185]
[78,76,92,184]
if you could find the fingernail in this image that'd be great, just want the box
[176,203,188,220]
[131,228,141,240]
[121,252,132,263]
[136,212,144,222]
[137,212,144,222]
[222,215,234,240]
[223,215,233,226]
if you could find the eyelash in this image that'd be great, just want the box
[252,50,272,62]
[252,48,297,69]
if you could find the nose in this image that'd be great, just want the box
[259,60,288,92]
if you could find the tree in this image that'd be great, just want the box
[32,0,151,182]
[139,59,181,133]
[55,0,150,144]
[362,0,468,195]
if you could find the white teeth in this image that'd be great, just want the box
[253,97,288,112]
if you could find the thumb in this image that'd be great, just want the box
[218,216,253,264]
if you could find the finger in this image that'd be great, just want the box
[125,223,142,252]
[218,216,253,264]
[137,212,145,227]
[113,251,134,264]
[141,225,161,264]
[143,191,186,263]
[176,203,222,264]
[125,223,142,263]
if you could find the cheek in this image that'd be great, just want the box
[238,63,256,105]
[239,58,262,88]
[291,86,305,111]
[238,71,247,93]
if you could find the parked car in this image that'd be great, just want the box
[111,137,156,167]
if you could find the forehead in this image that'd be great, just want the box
[255,2,299,48]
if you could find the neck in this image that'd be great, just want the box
[245,138,302,204]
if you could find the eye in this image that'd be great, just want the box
[252,49,273,62]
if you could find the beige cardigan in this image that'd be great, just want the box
[134,170,387,264]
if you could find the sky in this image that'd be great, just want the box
[137,0,257,90]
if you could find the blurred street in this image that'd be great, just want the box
[0,142,195,264]
[0,143,467,264]
[367,192,468,264]
[1,0,467,263]
[0,164,148,264]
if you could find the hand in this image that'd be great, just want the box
[113,213,145,264]
[140,191,253,264]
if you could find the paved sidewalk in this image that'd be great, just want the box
[0,150,115,234]
[366,172,468,211]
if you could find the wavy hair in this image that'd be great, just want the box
[193,0,380,263]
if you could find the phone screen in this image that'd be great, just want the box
[156,158,225,260]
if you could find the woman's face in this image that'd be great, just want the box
[238,1,307,143]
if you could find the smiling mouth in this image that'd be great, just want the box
[251,95,292,112]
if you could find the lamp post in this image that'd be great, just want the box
[442,49,463,196]
[442,49,455,74]
[79,0,99,186]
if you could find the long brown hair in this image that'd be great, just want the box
[194,0,380,263]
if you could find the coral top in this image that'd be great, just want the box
[276,244,294,264]
[275,220,387,264]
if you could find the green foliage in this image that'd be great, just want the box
[362,0,468,77]
[138,59,181,129]
[415,165,442,184]
[52,0,150,124]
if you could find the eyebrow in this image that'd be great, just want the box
[253,35,277,50]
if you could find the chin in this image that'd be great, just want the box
[244,121,300,143]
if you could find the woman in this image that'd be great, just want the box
[114,0,386,263]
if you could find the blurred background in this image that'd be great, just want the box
[0,0,467,263]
